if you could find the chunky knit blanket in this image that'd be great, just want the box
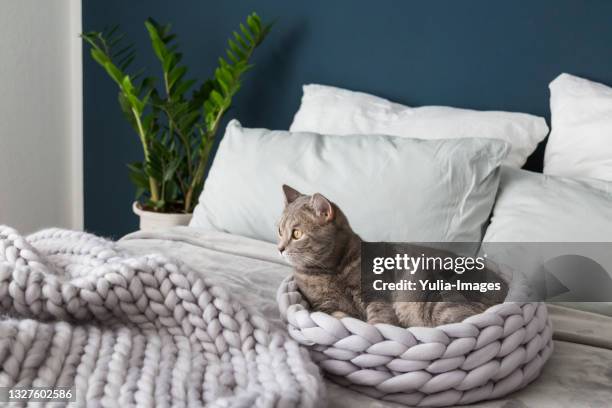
[0,226,325,408]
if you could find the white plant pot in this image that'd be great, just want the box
[132,202,193,232]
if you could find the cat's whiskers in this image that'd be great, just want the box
[286,251,329,270]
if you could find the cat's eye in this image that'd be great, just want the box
[278,227,282,237]
[292,229,303,240]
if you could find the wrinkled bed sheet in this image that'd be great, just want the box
[120,227,612,408]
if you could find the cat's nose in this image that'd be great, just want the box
[278,245,285,254]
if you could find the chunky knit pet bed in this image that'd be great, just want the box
[0,226,325,408]
[277,276,553,407]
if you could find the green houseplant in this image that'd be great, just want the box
[82,13,271,229]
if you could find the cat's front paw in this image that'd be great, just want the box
[331,311,349,319]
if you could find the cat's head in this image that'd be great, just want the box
[277,185,354,270]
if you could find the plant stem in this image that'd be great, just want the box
[163,71,194,197]
[164,107,193,175]
[185,38,259,211]
[184,25,262,212]
[132,107,160,203]
[184,145,207,211]
[184,106,225,212]
[164,72,173,135]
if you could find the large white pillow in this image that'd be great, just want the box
[289,84,548,168]
[191,120,509,243]
[484,167,612,242]
[483,167,612,314]
[544,73,612,183]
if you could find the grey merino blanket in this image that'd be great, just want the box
[0,226,325,408]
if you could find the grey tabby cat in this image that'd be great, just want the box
[277,185,507,327]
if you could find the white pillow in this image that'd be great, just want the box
[544,73,612,183]
[483,167,612,312]
[289,84,548,168]
[191,120,509,243]
[484,167,612,242]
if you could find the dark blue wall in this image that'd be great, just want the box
[83,0,612,237]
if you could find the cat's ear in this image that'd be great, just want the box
[311,193,335,222]
[282,184,303,205]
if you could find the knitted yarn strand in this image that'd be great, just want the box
[0,226,325,408]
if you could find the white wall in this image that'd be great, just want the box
[0,0,83,233]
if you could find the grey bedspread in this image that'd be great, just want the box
[120,227,612,408]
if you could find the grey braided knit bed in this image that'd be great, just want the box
[277,276,553,407]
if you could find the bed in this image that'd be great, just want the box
[120,227,612,408]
